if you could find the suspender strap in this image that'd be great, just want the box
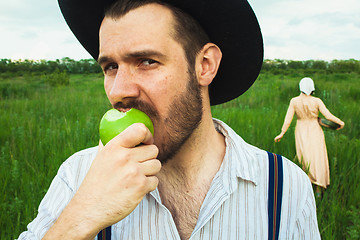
[267,152,284,240]
[97,226,111,240]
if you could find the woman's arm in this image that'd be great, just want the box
[275,99,295,142]
[318,98,345,129]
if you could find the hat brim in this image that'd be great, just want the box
[58,0,263,105]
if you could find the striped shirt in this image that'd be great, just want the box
[18,119,321,239]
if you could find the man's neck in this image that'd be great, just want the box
[156,114,225,239]
[157,114,226,186]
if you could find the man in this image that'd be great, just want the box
[18,0,321,239]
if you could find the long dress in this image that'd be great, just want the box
[280,94,343,188]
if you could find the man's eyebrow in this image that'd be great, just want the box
[124,50,167,60]
[97,50,167,66]
[97,56,112,66]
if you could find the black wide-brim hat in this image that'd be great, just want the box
[58,0,263,105]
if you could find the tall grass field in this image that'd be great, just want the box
[1,68,359,239]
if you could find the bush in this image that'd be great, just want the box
[43,68,70,86]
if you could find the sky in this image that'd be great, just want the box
[0,0,359,61]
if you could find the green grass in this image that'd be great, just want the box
[1,71,359,239]
[0,73,110,238]
[213,72,360,239]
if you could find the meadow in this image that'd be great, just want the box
[1,62,359,239]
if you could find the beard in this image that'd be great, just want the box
[113,67,203,164]
[158,69,203,163]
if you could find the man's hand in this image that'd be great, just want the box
[43,123,161,239]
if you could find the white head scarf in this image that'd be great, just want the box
[299,77,315,95]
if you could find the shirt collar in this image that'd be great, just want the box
[150,118,259,201]
[213,118,259,193]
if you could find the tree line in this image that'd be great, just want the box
[261,59,360,74]
[0,57,359,75]
[0,57,102,75]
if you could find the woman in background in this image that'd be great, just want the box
[274,77,345,196]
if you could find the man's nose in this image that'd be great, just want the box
[107,70,140,103]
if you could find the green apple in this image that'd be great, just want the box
[99,108,154,145]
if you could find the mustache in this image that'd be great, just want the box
[113,100,159,119]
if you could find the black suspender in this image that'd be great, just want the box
[267,151,284,240]
[97,226,111,240]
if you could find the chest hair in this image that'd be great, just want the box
[159,179,211,240]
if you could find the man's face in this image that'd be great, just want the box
[98,3,203,163]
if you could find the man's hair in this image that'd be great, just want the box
[104,0,210,68]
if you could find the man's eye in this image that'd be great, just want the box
[103,63,118,73]
[141,59,158,66]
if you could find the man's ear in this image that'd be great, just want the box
[196,43,222,87]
